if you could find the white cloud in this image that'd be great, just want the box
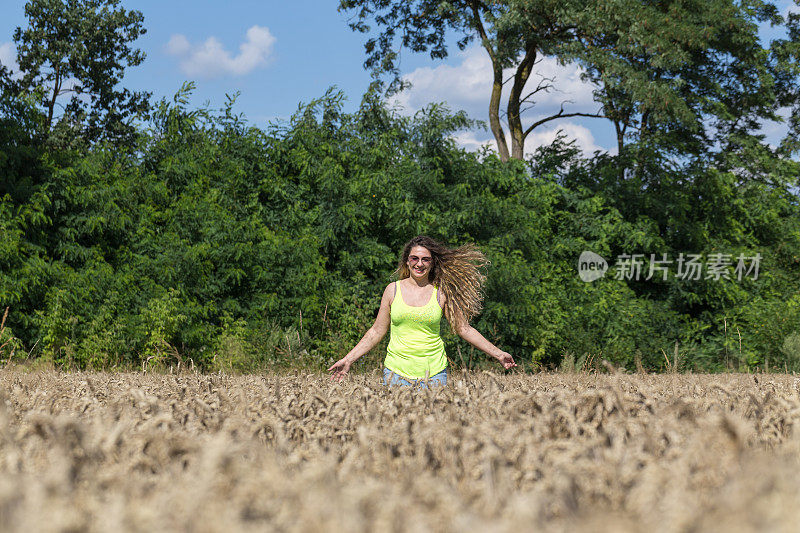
[0,42,21,78]
[390,45,599,122]
[166,26,276,78]
[526,122,606,156]
[0,42,14,67]
[165,34,191,57]
[781,0,799,19]
[758,106,792,149]
[390,47,489,114]
[453,121,607,159]
[452,131,494,153]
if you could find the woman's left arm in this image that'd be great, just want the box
[439,288,516,369]
[456,324,517,370]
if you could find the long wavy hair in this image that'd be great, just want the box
[396,236,489,331]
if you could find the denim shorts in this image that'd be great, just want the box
[382,367,447,388]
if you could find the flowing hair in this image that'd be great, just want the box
[396,236,489,332]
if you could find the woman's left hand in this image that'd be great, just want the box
[496,351,517,370]
[328,357,352,381]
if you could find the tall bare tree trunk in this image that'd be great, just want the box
[489,64,510,162]
[472,0,509,162]
[507,44,537,161]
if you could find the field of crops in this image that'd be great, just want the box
[2,369,800,532]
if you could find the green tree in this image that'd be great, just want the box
[1,81,797,372]
[339,0,787,162]
[771,2,800,159]
[12,0,150,146]
[576,0,786,157]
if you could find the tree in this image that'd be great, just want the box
[339,0,787,162]
[578,0,788,157]
[771,3,800,160]
[12,0,150,146]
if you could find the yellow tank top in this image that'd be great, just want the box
[384,281,447,380]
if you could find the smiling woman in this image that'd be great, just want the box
[328,236,516,386]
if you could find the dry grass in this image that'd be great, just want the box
[2,369,800,532]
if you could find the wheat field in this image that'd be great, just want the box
[1,369,800,532]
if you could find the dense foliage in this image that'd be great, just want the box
[1,0,799,373]
[1,81,798,372]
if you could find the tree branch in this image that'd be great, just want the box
[47,63,61,131]
[470,0,496,64]
[523,106,605,137]
[519,75,558,106]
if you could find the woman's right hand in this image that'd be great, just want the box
[328,357,352,382]
[496,351,517,370]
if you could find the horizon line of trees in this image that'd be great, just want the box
[1,0,799,373]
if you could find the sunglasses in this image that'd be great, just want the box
[408,255,432,265]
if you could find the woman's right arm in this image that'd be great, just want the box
[328,283,394,381]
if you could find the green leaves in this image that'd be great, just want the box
[11,0,150,147]
[0,81,797,372]
[341,0,794,165]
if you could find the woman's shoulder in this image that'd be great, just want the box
[382,281,398,304]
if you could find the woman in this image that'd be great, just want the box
[328,236,516,386]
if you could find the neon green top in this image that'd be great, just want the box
[384,281,447,380]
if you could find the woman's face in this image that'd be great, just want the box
[407,245,433,281]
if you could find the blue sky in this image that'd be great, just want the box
[0,1,379,123]
[1,1,797,155]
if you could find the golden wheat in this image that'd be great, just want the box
[1,370,799,532]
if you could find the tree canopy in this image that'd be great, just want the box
[340,0,795,162]
[10,0,150,147]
